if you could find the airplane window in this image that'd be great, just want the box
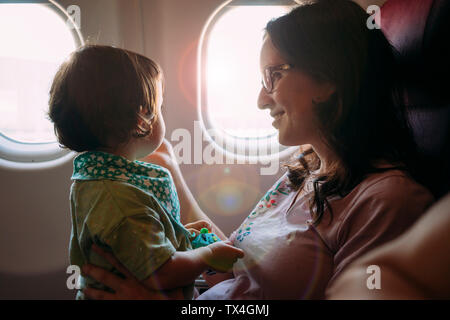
[0,2,83,166]
[199,4,295,162]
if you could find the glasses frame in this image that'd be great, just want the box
[262,63,294,94]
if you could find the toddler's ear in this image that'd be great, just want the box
[135,105,153,136]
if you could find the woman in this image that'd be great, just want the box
[81,0,434,299]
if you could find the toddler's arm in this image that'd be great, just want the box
[142,241,244,291]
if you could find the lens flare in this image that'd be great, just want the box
[177,39,198,109]
[188,164,262,217]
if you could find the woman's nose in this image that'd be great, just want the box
[257,86,273,110]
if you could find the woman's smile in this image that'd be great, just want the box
[270,110,286,128]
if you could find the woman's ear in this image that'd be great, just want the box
[315,83,337,103]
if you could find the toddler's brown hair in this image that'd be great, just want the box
[48,45,163,152]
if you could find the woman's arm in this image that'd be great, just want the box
[141,139,227,240]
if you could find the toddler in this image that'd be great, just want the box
[48,45,243,299]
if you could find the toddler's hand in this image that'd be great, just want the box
[202,241,244,273]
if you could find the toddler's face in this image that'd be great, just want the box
[135,78,166,159]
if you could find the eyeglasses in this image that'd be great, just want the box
[261,63,294,94]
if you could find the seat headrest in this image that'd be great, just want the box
[381,0,450,198]
[381,0,450,106]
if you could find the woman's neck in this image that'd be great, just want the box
[311,142,338,175]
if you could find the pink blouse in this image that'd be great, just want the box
[197,169,434,299]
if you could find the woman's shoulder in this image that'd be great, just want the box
[335,169,435,224]
[352,169,433,203]
[322,170,435,288]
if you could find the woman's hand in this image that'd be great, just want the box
[82,245,184,300]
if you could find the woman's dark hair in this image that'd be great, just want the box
[48,45,163,152]
[266,0,420,225]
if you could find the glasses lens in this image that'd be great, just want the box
[263,68,272,92]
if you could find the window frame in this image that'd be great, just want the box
[0,0,84,169]
[197,0,297,164]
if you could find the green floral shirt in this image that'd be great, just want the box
[72,151,182,222]
[69,151,193,299]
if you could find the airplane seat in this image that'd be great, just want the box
[381,0,450,199]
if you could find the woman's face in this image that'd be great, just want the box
[257,36,335,147]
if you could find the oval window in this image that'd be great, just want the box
[0,1,83,167]
[198,0,297,163]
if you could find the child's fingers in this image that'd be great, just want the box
[185,226,200,233]
[199,220,212,229]
[91,245,135,279]
[223,241,245,258]
[183,222,197,229]
[202,221,213,230]
[187,228,201,237]
[224,240,236,247]
[231,246,245,258]
[184,220,211,231]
